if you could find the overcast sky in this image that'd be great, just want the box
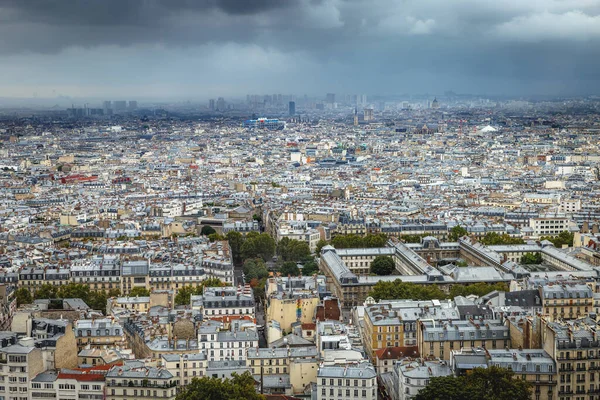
[1,0,600,99]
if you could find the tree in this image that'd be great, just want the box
[541,231,574,248]
[34,284,59,299]
[241,233,275,261]
[369,279,447,301]
[58,283,91,300]
[449,225,468,241]
[176,371,263,400]
[174,278,227,306]
[129,287,150,297]
[415,366,531,400]
[520,252,543,265]
[280,261,300,276]
[315,239,328,254]
[226,231,244,265]
[15,287,32,306]
[201,225,217,236]
[370,255,395,275]
[400,234,426,244]
[175,286,198,306]
[479,232,525,245]
[301,260,319,275]
[243,258,269,283]
[277,238,311,262]
[208,233,225,242]
[331,233,387,249]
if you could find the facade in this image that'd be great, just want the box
[395,359,451,400]
[317,362,377,400]
[417,319,510,361]
[540,283,593,321]
[0,343,45,400]
[105,362,177,400]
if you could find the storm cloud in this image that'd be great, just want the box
[1,0,599,98]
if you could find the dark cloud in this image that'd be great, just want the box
[0,0,599,97]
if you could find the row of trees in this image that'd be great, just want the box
[176,371,263,400]
[415,366,531,400]
[15,283,122,313]
[174,278,228,306]
[541,230,574,247]
[369,279,508,301]
[479,232,525,245]
[327,233,388,250]
[276,237,311,262]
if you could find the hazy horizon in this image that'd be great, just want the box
[1,0,600,99]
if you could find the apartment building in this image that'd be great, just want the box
[417,319,510,361]
[191,286,255,320]
[105,362,177,400]
[529,216,571,237]
[540,283,594,321]
[394,359,451,400]
[0,342,45,400]
[363,300,460,360]
[160,353,207,387]
[542,318,600,400]
[317,362,377,400]
[74,318,127,351]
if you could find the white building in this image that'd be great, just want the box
[317,362,377,400]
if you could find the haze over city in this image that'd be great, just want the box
[1,0,600,100]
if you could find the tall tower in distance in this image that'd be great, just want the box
[209,99,215,111]
[326,93,335,104]
[364,108,374,122]
[289,101,296,116]
[353,107,358,126]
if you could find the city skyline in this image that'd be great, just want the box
[1,0,600,99]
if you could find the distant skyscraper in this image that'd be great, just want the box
[353,107,358,126]
[360,94,367,106]
[128,101,138,111]
[216,97,226,111]
[364,108,374,121]
[326,93,335,104]
[288,101,296,116]
[103,101,111,113]
[209,99,215,111]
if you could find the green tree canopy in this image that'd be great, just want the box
[208,233,225,242]
[15,287,32,306]
[174,278,228,306]
[400,234,427,244]
[176,371,264,400]
[331,233,387,249]
[449,225,469,241]
[201,225,217,236]
[243,258,269,283]
[241,233,276,261]
[520,252,543,265]
[369,279,447,301]
[226,231,244,265]
[279,261,300,277]
[129,287,150,297]
[34,284,59,299]
[301,260,319,275]
[479,232,525,245]
[370,255,396,275]
[277,238,311,262]
[315,239,329,254]
[541,231,574,247]
[415,366,531,400]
